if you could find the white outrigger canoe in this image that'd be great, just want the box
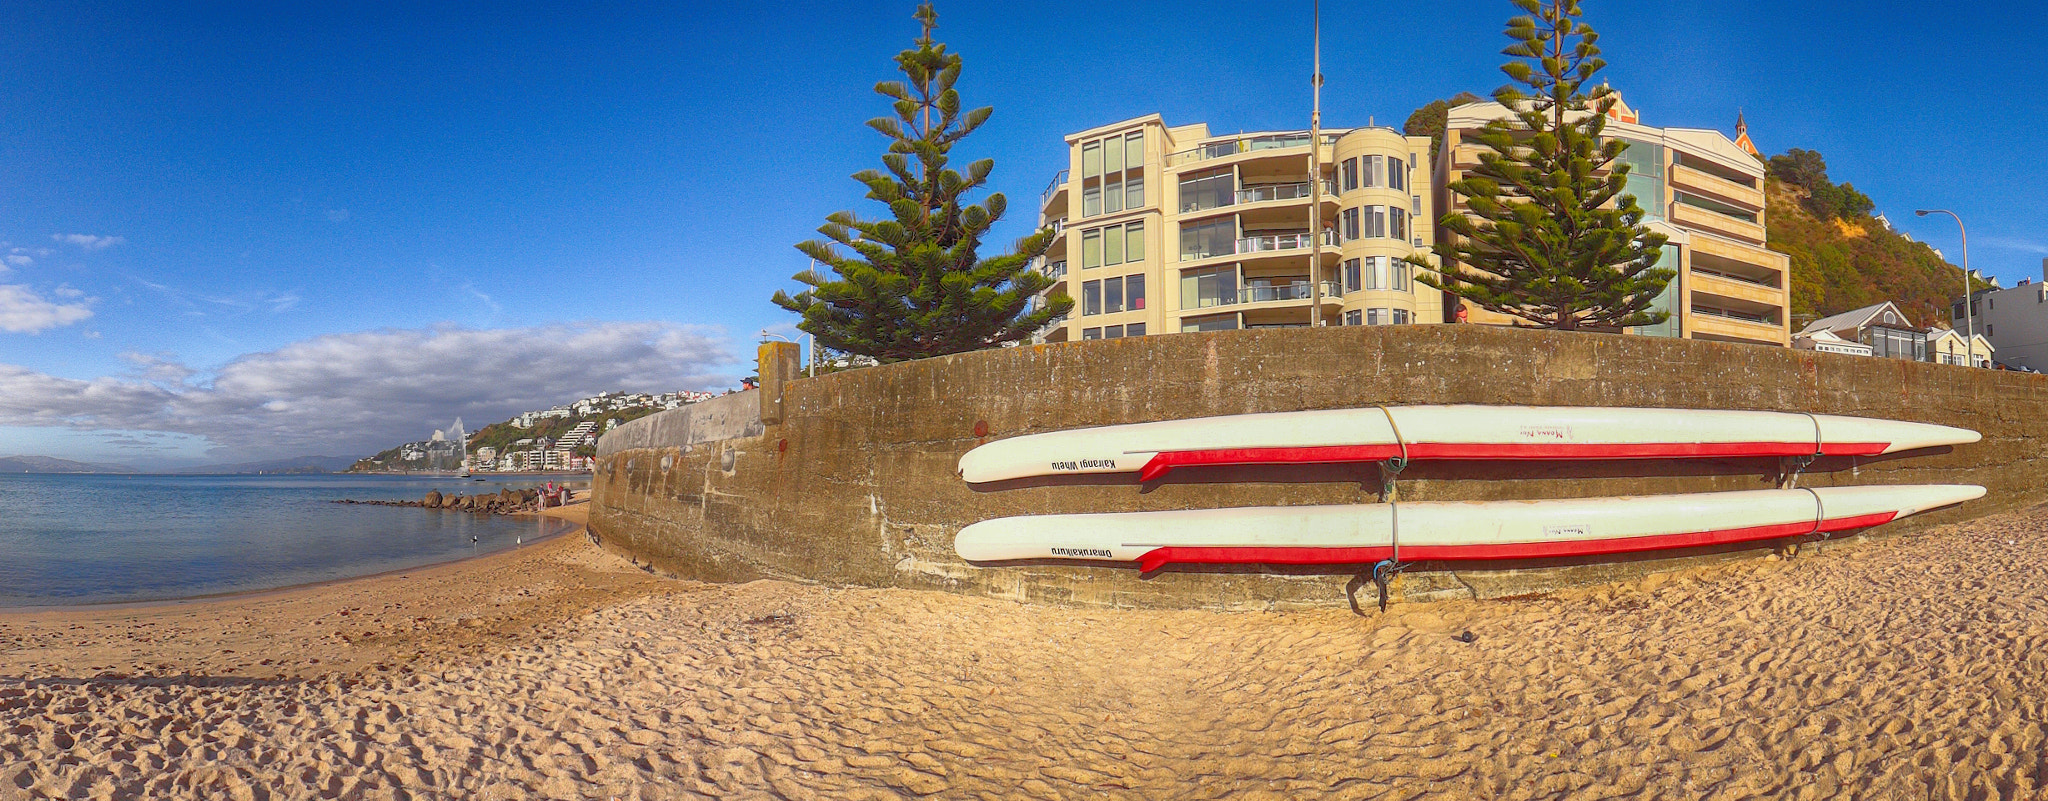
[953,485,1984,571]
[958,406,1980,484]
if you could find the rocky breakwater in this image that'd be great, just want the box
[334,488,542,515]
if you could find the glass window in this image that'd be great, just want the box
[1345,309,1362,325]
[1125,222,1145,263]
[1179,170,1233,213]
[1082,142,1102,179]
[1104,226,1124,266]
[1364,155,1385,188]
[1393,261,1410,292]
[1104,325,1123,339]
[1103,138,1123,173]
[1367,207,1387,238]
[1180,217,1236,261]
[1083,186,1101,217]
[1126,322,1146,337]
[1341,208,1360,241]
[1125,176,1144,210]
[1412,195,1422,215]
[1082,280,1102,315]
[1343,258,1361,293]
[1364,256,1384,290]
[1126,274,1146,310]
[1367,308,1388,325]
[1124,132,1143,170]
[1104,275,1124,312]
[1341,158,1359,192]
[1394,308,1411,324]
[1180,313,1239,333]
[1391,159,1405,191]
[1082,229,1103,269]
[1082,327,1101,340]
[1391,208,1408,241]
[1104,178,1123,213]
[1181,267,1238,309]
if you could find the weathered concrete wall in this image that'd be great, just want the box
[591,326,2046,609]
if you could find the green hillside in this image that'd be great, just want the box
[1762,149,1989,329]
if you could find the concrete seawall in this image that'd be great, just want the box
[591,326,2044,609]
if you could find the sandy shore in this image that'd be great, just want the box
[5,502,2048,798]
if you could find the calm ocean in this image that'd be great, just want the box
[0,473,586,607]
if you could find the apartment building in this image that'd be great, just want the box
[1436,95,1791,346]
[1952,260,2048,370]
[1030,115,1442,342]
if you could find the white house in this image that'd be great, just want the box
[1791,328,1873,357]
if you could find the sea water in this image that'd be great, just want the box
[0,473,587,606]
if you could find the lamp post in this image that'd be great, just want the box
[1305,0,1325,327]
[1915,209,1973,368]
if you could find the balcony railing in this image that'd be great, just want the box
[1236,230,1339,253]
[1693,305,1776,325]
[1046,217,1067,235]
[1186,280,1344,308]
[1041,170,1069,206]
[1041,260,1067,280]
[1691,266,1780,290]
[1236,180,1339,204]
[1167,133,1338,166]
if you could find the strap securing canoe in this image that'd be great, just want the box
[1373,405,1411,611]
[1802,486,1827,539]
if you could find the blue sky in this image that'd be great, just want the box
[0,1,2038,466]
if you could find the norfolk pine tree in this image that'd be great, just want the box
[773,4,1069,362]
[1404,0,1673,331]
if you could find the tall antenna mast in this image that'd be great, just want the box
[1307,0,1325,327]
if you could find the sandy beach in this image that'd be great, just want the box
[5,500,2048,799]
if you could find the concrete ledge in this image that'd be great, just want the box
[591,325,2045,610]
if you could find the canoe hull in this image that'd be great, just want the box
[953,485,1985,571]
[957,406,1983,484]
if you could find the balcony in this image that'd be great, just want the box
[1669,164,1762,212]
[1040,260,1067,280]
[1690,304,1784,345]
[1690,268,1782,308]
[1167,133,1336,166]
[1041,170,1069,206]
[1236,230,1339,254]
[1183,278,1344,310]
[1237,180,1340,204]
[1672,202,1765,245]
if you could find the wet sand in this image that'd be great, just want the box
[4,502,2047,799]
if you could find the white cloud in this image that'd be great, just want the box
[53,234,125,251]
[0,285,94,333]
[4,254,29,268]
[0,322,736,459]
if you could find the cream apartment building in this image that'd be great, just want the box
[1030,114,1443,342]
[1435,95,1791,346]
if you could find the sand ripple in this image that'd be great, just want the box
[7,509,2048,798]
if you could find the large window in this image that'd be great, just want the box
[1393,260,1410,292]
[1180,217,1237,261]
[1364,206,1387,238]
[1341,208,1360,241]
[1180,313,1239,333]
[1366,308,1388,325]
[1340,158,1359,192]
[1391,207,1408,241]
[1390,157,1406,191]
[1343,258,1361,293]
[1179,170,1233,213]
[1345,309,1362,326]
[1083,274,1146,316]
[1080,130,1145,218]
[1181,266,1238,309]
[1083,221,1145,269]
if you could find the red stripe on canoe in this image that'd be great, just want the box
[1135,441,1892,481]
[1132,511,1899,572]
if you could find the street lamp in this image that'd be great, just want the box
[1915,209,1973,368]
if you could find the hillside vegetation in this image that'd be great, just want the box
[1763,150,1987,328]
